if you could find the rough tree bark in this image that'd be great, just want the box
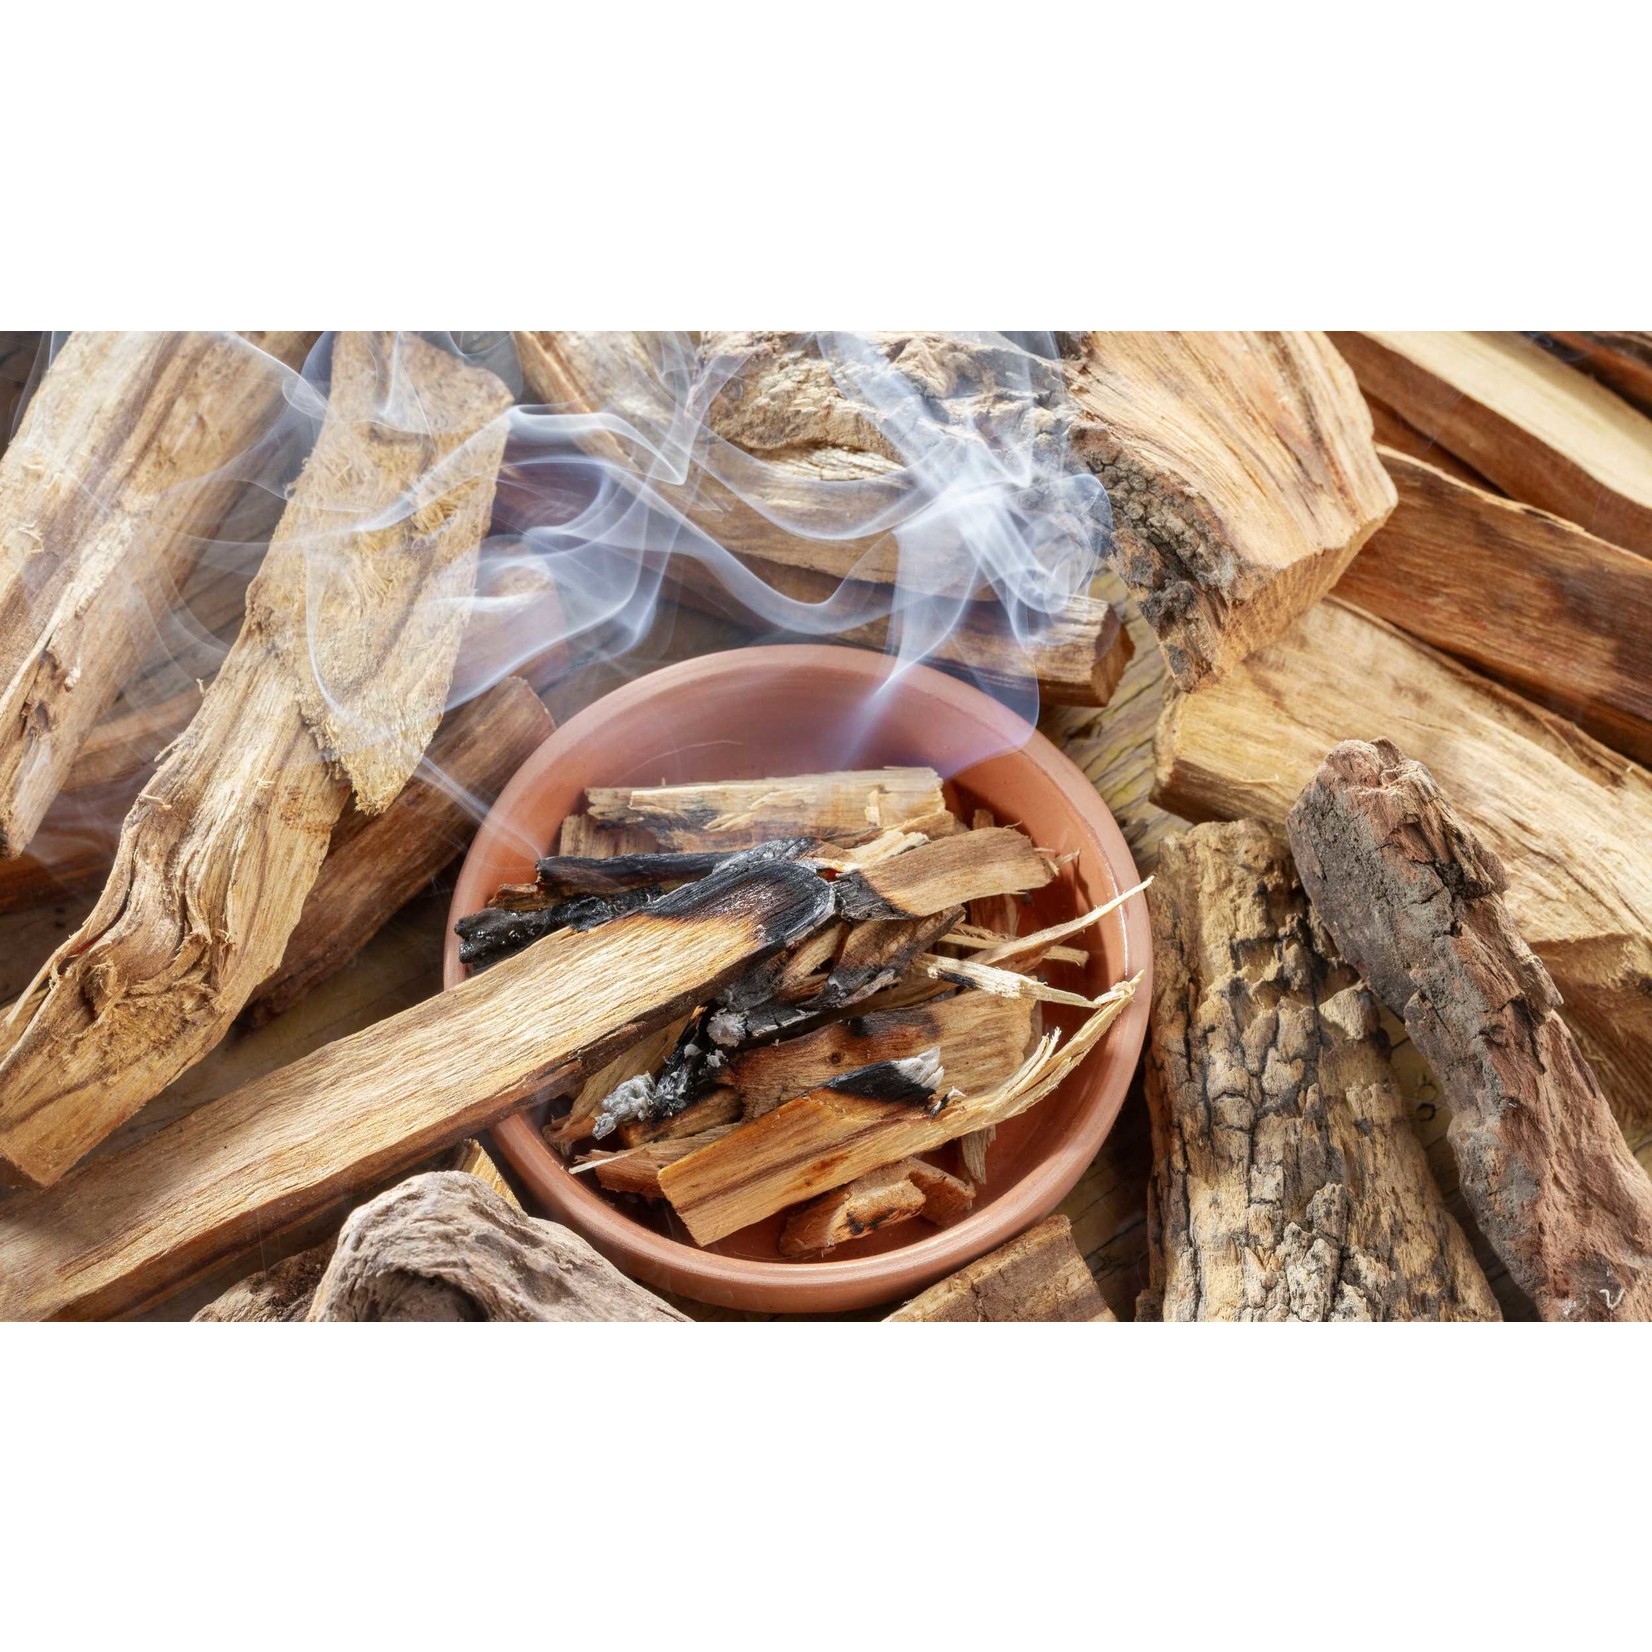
[1139,819,1497,1321]
[1286,740,1652,1322]
[1153,597,1652,1121]
[0,333,511,1187]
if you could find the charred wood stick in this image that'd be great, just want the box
[615,1086,743,1147]
[779,1158,975,1256]
[247,678,555,1024]
[811,908,961,1008]
[658,980,1138,1245]
[585,769,946,850]
[0,333,512,1188]
[0,856,836,1319]
[885,1214,1114,1321]
[833,826,1053,921]
[1153,598,1652,1121]
[731,993,1037,1120]
[532,847,734,897]
[546,1016,691,1150]
[1287,740,1652,1321]
[1140,820,1497,1322]
[0,331,319,858]
[1334,447,1652,767]
[1331,331,1652,558]
[456,885,664,969]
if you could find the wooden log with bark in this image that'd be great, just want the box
[1061,331,1396,686]
[305,1172,686,1322]
[0,855,836,1319]
[1331,331,1652,557]
[1139,819,1498,1321]
[0,331,318,857]
[1153,598,1652,1118]
[1335,448,1652,767]
[0,332,512,1187]
[1286,740,1652,1321]
[246,676,555,1024]
[885,1214,1114,1322]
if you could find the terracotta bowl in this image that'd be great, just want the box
[443,644,1151,1314]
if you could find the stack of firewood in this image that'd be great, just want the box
[0,329,1647,1322]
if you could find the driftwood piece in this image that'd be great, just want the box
[1153,597,1652,1118]
[192,1243,333,1323]
[833,826,1051,920]
[0,330,317,857]
[730,992,1038,1119]
[779,1158,974,1256]
[247,677,554,1024]
[585,768,945,850]
[1331,331,1652,558]
[886,1215,1113,1322]
[304,1172,686,1322]
[1140,820,1497,1321]
[1334,447,1652,767]
[0,333,511,1187]
[1063,331,1396,686]
[658,980,1137,1245]
[0,854,835,1319]
[1286,740,1652,1321]
[1540,331,1652,415]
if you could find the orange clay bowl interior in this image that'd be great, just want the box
[444,644,1150,1314]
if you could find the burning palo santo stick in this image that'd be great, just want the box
[0,856,837,1319]
[584,768,947,850]
[0,333,512,1189]
[656,976,1141,1246]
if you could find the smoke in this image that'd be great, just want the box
[3,331,1113,902]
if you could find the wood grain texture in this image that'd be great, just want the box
[0,857,836,1319]
[0,335,514,1187]
[1335,447,1652,765]
[305,1172,686,1322]
[1539,332,1652,415]
[1140,820,1497,1321]
[778,1158,972,1256]
[1287,741,1652,1320]
[0,331,317,856]
[1063,331,1395,686]
[247,676,554,1024]
[1332,331,1652,558]
[1153,599,1652,1122]
[886,1214,1112,1322]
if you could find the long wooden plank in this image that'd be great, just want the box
[0,331,317,856]
[1331,331,1652,557]
[1153,598,1652,1118]
[1335,447,1652,766]
[0,333,511,1188]
[0,857,835,1320]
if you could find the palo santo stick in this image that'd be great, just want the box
[779,1158,975,1256]
[730,993,1038,1119]
[1287,740,1652,1321]
[557,813,659,858]
[247,677,555,1024]
[0,330,318,857]
[616,1086,743,1148]
[886,1214,1113,1322]
[0,334,513,1188]
[1331,331,1652,558]
[0,858,836,1319]
[912,953,1099,1009]
[973,879,1151,967]
[585,768,946,849]
[815,908,961,1007]
[833,826,1053,920]
[1335,446,1652,767]
[659,977,1138,1245]
[939,929,1088,967]
[1541,331,1652,414]
[578,1126,739,1197]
